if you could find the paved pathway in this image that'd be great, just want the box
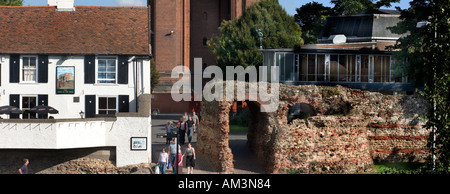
[151,113,265,174]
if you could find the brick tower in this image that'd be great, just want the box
[150,0,258,113]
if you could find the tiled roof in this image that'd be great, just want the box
[0,6,149,55]
[321,10,403,40]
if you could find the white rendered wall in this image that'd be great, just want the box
[0,116,151,167]
[0,55,150,119]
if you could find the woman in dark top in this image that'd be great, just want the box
[183,143,196,174]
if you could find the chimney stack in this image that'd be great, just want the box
[48,0,75,12]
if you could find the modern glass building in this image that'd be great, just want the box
[260,10,415,92]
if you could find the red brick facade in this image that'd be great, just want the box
[151,0,258,113]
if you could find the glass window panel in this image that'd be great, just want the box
[23,57,29,67]
[330,55,339,81]
[276,54,285,81]
[22,97,29,109]
[308,54,316,81]
[108,98,116,109]
[348,55,355,82]
[317,55,325,81]
[338,55,347,82]
[107,110,116,115]
[99,97,107,109]
[107,60,116,72]
[361,56,369,82]
[107,73,115,79]
[29,97,36,108]
[285,54,294,81]
[30,70,36,81]
[29,57,36,68]
[374,56,382,82]
[383,56,390,82]
[98,65,106,72]
[23,70,28,81]
[98,73,106,79]
[99,110,107,115]
[300,54,307,81]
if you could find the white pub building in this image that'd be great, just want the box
[0,0,152,169]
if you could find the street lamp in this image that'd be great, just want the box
[256,28,263,49]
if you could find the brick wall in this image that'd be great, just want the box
[197,81,429,174]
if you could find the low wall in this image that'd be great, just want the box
[0,94,152,171]
[273,116,375,174]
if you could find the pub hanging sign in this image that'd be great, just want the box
[56,66,75,94]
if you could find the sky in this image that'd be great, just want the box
[23,0,412,15]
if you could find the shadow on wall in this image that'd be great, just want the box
[287,103,317,123]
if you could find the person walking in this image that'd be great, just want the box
[158,148,169,174]
[192,111,200,133]
[175,148,184,174]
[183,112,189,122]
[178,118,187,145]
[183,143,196,174]
[165,121,173,144]
[186,116,195,143]
[18,159,29,174]
[167,139,180,172]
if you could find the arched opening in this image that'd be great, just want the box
[228,100,266,173]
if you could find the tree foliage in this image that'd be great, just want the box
[150,59,160,93]
[294,2,335,44]
[208,0,303,69]
[390,0,450,173]
[0,0,22,6]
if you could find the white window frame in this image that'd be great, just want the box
[97,96,118,115]
[20,95,37,119]
[95,56,118,84]
[20,55,38,83]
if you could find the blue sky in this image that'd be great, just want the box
[23,0,411,15]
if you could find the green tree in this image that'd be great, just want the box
[150,59,160,93]
[294,2,335,44]
[208,0,303,70]
[389,0,450,173]
[0,0,22,6]
[331,0,399,15]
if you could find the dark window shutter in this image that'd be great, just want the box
[84,55,95,84]
[9,94,20,119]
[38,55,49,83]
[118,95,130,112]
[85,95,96,118]
[38,95,48,106]
[9,54,20,83]
[38,95,49,119]
[118,55,128,84]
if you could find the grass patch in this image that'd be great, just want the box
[229,124,248,133]
[373,162,427,174]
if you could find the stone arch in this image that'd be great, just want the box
[197,81,390,174]
[197,97,278,173]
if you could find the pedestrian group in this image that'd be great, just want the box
[158,111,199,174]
